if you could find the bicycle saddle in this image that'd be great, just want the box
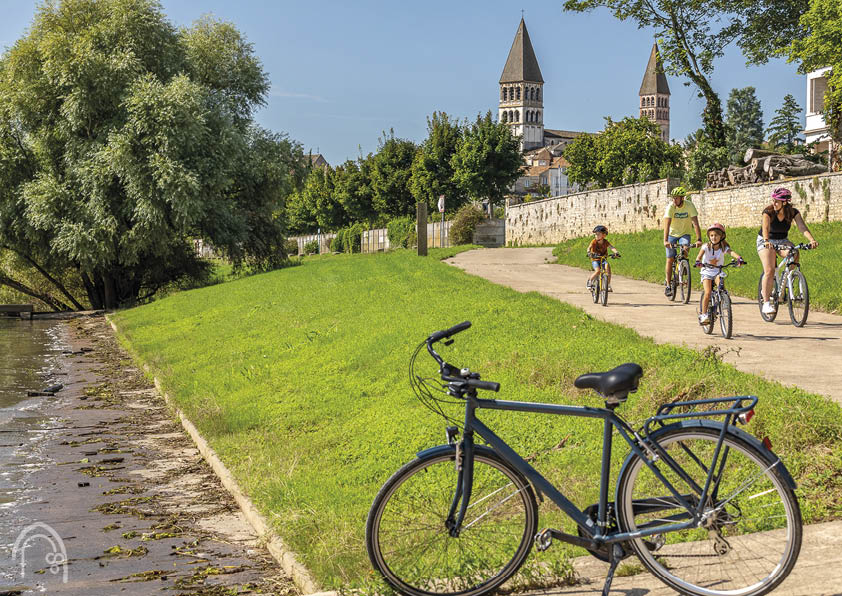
[574,363,643,404]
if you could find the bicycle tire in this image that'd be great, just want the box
[719,292,733,339]
[698,293,713,335]
[366,446,538,596]
[600,270,608,306]
[592,276,600,303]
[757,275,778,323]
[787,270,809,327]
[679,259,691,303]
[616,423,802,596]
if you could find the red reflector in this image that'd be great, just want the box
[762,437,772,450]
[738,409,755,425]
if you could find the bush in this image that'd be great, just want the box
[387,216,414,249]
[330,235,342,253]
[283,238,299,257]
[450,204,487,245]
[303,239,319,255]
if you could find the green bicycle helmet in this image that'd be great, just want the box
[671,186,688,197]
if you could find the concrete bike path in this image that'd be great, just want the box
[446,248,842,406]
[526,520,842,596]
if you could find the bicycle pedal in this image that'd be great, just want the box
[535,528,553,552]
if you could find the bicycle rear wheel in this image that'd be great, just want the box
[616,424,802,596]
[679,260,692,304]
[592,277,600,303]
[719,293,733,339]
[366,447,538,596]
[669,268,678,302]
[787,270,809,327]
[698,293,713,335]
[757,275,778,322]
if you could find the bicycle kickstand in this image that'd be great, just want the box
[601,543,626,596]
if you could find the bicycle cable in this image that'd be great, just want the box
[408,340,464,428]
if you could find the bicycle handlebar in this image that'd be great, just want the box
[425,322,501,393]
[588,253,621,259]
[695,259,746,269]
[428,320,471,344]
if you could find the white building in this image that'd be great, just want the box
[805,67,831,153]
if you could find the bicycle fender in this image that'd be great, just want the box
[416,443,457,459]
[615,419,797,507]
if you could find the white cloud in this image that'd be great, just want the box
[269,87,329,103]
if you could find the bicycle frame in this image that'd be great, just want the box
[771,248,800,301]
[442,392,756,549]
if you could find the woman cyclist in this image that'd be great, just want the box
[758,187,819,316]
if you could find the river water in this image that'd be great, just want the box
[0,318,69,584]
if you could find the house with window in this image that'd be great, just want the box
[805,68,831,154]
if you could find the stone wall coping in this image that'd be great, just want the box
[507,177,677,211]
[691,169,841,196]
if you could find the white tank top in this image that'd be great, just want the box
[702,243,726,267]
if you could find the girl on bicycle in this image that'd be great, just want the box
[587,225,620,292]
[758,188,819,315]
[695,223,743,324]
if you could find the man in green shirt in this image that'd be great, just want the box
[663,186,702,297]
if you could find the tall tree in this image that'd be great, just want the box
[409,112,465,212]
[789,0,842,149]
[724,86,764,164]
[685,130,729,189]
[563,0,730,148]
[564,116,684,188]
[450,112,523,212]
[0,0,302,309]
[370,132,418,218]
[333,156,377,225]
[766,94,804,153]
[723,0,810,65]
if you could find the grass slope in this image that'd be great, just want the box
[553,222,842,314]
[113,247,842,588]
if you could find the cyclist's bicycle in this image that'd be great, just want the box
[757,243,813,327]
[367,322,802,596]
[667,242,692,304]
[588,252,621,307]
[695,260,745,339]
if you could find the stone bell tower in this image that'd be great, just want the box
[639,43,671,142]
[499,18,544,150]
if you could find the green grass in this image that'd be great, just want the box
[553,222,842,314]
[112,245,842,589]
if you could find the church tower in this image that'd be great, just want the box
[499,18,544,150]
[639,43,671,142]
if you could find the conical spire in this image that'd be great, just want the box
[500,19,543,84]
[639,43,670,95]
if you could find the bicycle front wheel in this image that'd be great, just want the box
[787,270,809,327]
[719,293,733,339]
[592,277,600,303]
[366,447,538,596]
[616,424,802,596]
[679,260,692,303]
[600,271,608,306]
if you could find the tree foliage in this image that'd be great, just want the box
[724,86,764,164]
[563,0,728,147]
[0,0,303,309]
[789,0,842,144]
[450,112,523,210]
[684,130,729,190]
[370,132,418,218]
[766,94,804,153]
[563,116,683,189]
[724,0,809,65]
[409,112,465,211]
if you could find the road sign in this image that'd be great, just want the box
[437,195,445,213]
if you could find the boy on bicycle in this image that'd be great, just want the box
[663,186,702,297]
[695,223,743,324]
[587,225,620,292]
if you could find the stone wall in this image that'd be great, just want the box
[506,171,842,245]
[506,178,678,245]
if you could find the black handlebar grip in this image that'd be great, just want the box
[467,379,500,392]
[429,321,472,343]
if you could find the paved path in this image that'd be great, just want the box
[447,248,842,406]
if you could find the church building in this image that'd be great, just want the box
[639,43,671,142]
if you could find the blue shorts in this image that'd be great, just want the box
[591,260,602,270]
[666,234,691,258]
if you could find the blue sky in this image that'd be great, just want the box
[1,1,807,166]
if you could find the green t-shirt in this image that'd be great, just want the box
[664,200,698,238]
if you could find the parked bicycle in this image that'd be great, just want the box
[588,252,621,306]
[667,242,692,304]
[695,260,745,339]
[366,322,802,596]
[757,243,813,327]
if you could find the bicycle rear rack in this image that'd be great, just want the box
[644,395,758,435]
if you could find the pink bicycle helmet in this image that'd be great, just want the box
[771,188,792,203]
[707,222,726,240]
